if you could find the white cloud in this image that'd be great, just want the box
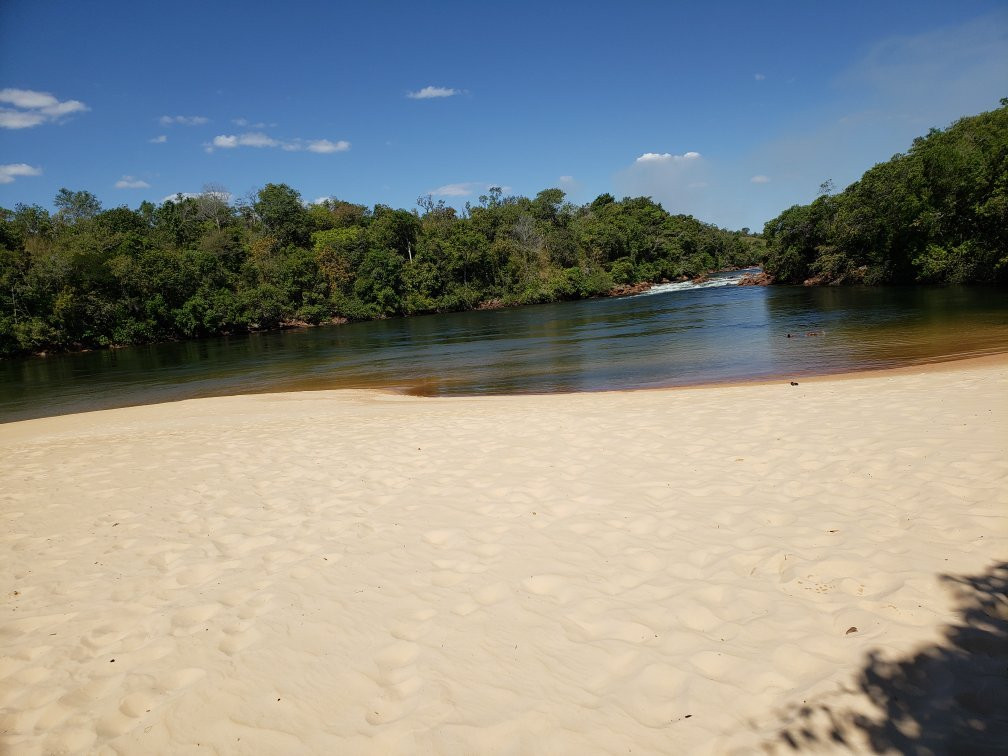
[754,73,766,81]
[209,132,279,150]
[750,174,770,184]
[159,115,209,126]
[616,149,711,217]
[149,134,167,144]
[206,132,349,154]
[0,163,42,184]
[407,85,460,99]
[0,89,58,109]
[115,175,151,189]
[635,151,701,163]
[0,111,45,129]
[211,135,238,149]
[160,192,199,203]
[233,132,277,148]
[0,88,88,129]
[431,182,476,196]
[232,118,274,128]
[0,88,86,115]
[429,182,510,197]
[306,139,350,153]
[559,175,575,183]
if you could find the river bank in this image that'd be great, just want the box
[2,356,1005,753]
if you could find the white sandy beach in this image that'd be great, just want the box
[2,358,1006,754]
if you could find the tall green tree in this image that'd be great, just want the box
[254,184,310,247]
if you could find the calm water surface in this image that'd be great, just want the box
[2,271,1007,422]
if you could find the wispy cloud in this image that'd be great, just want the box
[635,151,702,163]
[751,10,1008,209]
[430,182,477,196]
[407,85,461,100]
[754,73,766,81]
[429,181,510,197]
[0,88,88,129]
[213,132,277,149]
[838,12,1007,123]
[159,115,209,126]
[750,175,770,184]
[149,134,167,144]
[232,117,275,128]
[205,131,350,154]
[0,163,42,184]
[305,139,350,153]
[115,175,150,189]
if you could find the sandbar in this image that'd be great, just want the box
[2,357,1006,753]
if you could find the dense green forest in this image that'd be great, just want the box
[4,101,1005,359]
[763,100,1008,285]
[0,186,761,356]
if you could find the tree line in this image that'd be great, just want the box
[4,100,1004,358]
[0,185,761,357]
[762,99,1008,285]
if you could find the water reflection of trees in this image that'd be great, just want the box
[762,286,1008,372]
[771,561,1008,752]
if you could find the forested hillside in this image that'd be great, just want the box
[0,187,760,356]
[763,100,1008,285]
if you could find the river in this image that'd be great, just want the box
[2,270,1007,422]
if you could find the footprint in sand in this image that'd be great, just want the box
[422,528,464,548]
[236,593,274,620]
[522,574,576,605]
[171,563,219,588]
[365,641,423,725]
[562,615,659,645]
[170,603,220,632]
[472,581,511,607]
[155,667,206,693]
[42,726,97,754]
[219,624,261,656]
[618,663,690,728]
[390,608,436,642]
[81,623,129,652]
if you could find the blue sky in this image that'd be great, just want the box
[1,0,1006,230]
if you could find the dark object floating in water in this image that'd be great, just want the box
[846,626,858,635]
[790,381,799,386]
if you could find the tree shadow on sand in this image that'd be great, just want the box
[774,561,1008,754]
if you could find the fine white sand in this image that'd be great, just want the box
[2,358,1006,754]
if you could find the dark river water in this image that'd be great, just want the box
[2,270,1007,422]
